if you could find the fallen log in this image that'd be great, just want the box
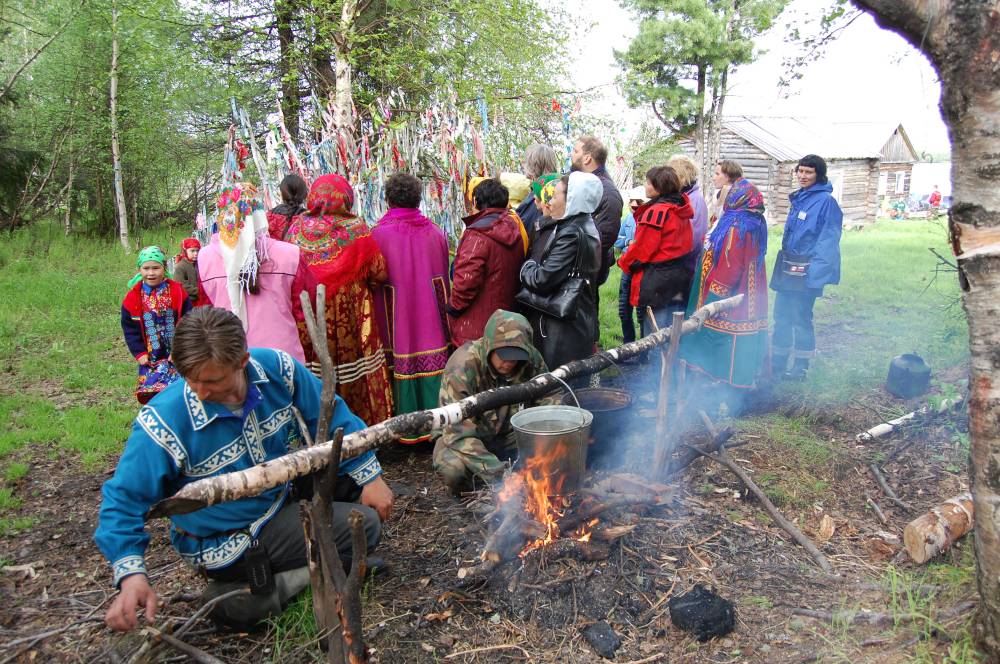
[147,295,745,519]
[855,396,964,443]
[903,493,974,564]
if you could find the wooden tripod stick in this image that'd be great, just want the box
[645,309,685,477]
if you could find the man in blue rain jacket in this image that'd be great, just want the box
[770,154,843,379]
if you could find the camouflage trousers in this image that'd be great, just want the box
[432,427,519,494]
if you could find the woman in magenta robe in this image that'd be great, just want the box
[371,173,451,443]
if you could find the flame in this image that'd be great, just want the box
[496,441,574,555]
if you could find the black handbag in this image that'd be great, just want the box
[770,250,811,291]
[516,225,589,320]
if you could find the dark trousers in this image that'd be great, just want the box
[618,272,637,343]
[772,291,818,357]
[206,479,381,582]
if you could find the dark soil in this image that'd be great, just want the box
[0,369,978,663]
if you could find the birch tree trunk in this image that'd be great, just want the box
[693,64,707,181]
[852,1,1000,656]
[109,0,129,250]
[331,0,359,150]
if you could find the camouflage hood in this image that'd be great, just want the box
[471,309,546,380]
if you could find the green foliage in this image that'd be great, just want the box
[616,0,787,133]
[4,462,28,482]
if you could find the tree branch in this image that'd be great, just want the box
[147,296,746,518]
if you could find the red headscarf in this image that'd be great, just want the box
[305,174,355,218]
[176,237,202,263]
[287,174,381,292]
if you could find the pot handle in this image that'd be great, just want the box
[550,374,587,428]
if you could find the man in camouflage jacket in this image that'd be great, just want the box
[433,309,560,494]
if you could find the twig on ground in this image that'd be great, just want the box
[0,616,104,660]
[865,493,889,524]
[145,627,223,664]
[868,463,914,512]
[687,411,833,573]
[444,643,531,660]
[792,598,976,628]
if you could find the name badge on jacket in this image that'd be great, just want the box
[797,211,807,220]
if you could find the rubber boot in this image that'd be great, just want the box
[770,353,789,378]
[202,566,311,631]
[785,357,809,381]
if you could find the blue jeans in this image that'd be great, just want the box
[618,272,637,343]
[772,291,818,358]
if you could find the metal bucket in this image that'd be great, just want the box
[510,405,593,493]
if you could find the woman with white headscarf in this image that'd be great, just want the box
[517,171,603,371]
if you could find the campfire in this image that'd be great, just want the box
[490,441,598,558]
[461,445,676,582]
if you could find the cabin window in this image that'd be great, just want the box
[894,172,905,193]
[878,172,888,195]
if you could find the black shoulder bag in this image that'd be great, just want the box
[515,224,589,320]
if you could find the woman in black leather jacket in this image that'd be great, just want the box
[518,172,603,371]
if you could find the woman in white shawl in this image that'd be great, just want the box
[518,171,603,371]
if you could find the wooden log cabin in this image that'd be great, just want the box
[679,117,918,224]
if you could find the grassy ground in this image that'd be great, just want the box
[0,224,189,535]
[599,217,967,405]
[0,218,980,661]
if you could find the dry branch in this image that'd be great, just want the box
[688,412,833,573]
[856,396,963,443]
[868,463,914,512]
[148,295,744,518]
[648,310,684,476]
[523,538,611,564]
[903,493,974,564]
[146,627,223,664]
[558,493,673,532]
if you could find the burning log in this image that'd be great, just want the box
[482,511,547,563]
[903,493,974,563]
[558,493,672,532]
[147,295,745,519]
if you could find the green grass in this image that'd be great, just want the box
[0,223,189,514]
[599,217,968,405]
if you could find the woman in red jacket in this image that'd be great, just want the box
[617,166,694,338]
[448,179,526,347]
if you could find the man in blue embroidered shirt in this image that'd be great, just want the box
[95,306,394,632]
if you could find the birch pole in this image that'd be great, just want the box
[146,295,744,519]
[110,0,129,250]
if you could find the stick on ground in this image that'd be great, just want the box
[687,411,833,573]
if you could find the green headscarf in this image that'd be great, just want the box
[128,246,169,287]
[136,246,166,268]
[532,172,560,204]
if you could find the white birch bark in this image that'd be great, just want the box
[110,0,129,250]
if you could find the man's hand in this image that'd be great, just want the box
[360,476,394,522]
[105,574,158,632]
[137,354,150,367]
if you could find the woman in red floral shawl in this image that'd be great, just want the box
[285,174,394,426]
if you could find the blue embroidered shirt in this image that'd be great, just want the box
[94,348,382,586]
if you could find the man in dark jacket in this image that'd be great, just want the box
[771,154,843,379]
[448,179,526,347]
[571,135,624,286]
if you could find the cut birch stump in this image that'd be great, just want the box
[148,295,745,519]
[903,493,974,564]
